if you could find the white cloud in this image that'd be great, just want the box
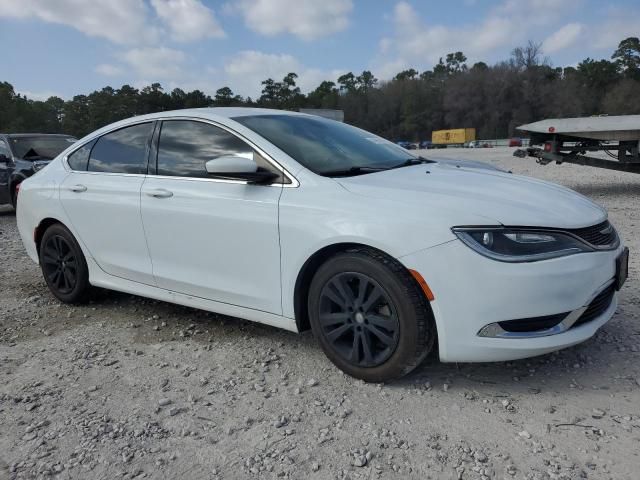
[591,14,640,51]
[150,0,225,42]
[94,64,125,77]
[223,50,343,97]
[0,0,156,45]
[542,23,583,53]
[377,1,517,70]
[374,0,584,80]
[501,0,581,24]
[231,0,353,40]
[120,47,187,80]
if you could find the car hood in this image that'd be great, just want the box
[336,162,606,229]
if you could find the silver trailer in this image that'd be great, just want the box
[514,115,640,174]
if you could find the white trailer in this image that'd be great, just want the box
[514,115,640,173]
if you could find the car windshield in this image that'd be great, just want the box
[233,114,418,176]
[9,136,76,160]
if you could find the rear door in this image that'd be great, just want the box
[140,119,284,314]
[59,122,156,285]
[0,138,12,204]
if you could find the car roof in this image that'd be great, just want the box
[2,109,304,140]
[1,133,76,138]
[143,107,305,120]
[72,107,312,144]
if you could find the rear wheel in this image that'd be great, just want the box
[308,248,435,382]
[10,184,18,211]
[39,223,91,303]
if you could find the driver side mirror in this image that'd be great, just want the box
[205,155,280,184]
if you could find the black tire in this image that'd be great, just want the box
[39,223,91,303]
[10,184,18,211]
[308,248,435,382]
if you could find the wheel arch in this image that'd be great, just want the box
[34,217,67,256]
[293,242,435,333]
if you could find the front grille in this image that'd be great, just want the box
[498,312,568,333]
[568,220,617,247]
[571,284,616,328]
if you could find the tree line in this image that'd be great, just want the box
[1,37,639,141]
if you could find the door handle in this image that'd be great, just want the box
[144,188,173,198]
[68,184,87,193]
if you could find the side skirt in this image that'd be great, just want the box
[85,257,299,333]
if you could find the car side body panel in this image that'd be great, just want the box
[59,172,155,285]
[140,175,284,314]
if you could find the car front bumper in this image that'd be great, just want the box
[400,239,624,362]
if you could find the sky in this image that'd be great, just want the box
[1,0,638,101]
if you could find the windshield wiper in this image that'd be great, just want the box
[389,157,433,169]
[321,166,389,177]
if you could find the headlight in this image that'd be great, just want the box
[452,227,594,262]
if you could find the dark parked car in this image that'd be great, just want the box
[419,140,433,149]
[396,140,416,150]
[0,133,76,208]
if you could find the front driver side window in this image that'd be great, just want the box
[156,120,285,182]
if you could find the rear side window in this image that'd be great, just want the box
[88,123,152,174]
[66,140,95,171]
[156,120,259,178]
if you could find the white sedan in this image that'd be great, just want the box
[16,108,628,382]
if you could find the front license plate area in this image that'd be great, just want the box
[615,247,629,291]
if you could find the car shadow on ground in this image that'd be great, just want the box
[21,279,636,399]
[103,290,638,395]
[572,182,640,197]
[0,206,15,216]
[392,311,636,397]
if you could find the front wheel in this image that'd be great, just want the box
[308,248,435,382]
[39,223,91,303]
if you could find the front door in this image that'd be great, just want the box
[140,119,284,314]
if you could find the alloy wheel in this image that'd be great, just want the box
[318,272,400,367]
[41,235,78,295]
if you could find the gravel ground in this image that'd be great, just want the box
[1,147,639,480]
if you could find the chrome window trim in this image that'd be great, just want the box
[477,278,616,339]
[62,116,299,188]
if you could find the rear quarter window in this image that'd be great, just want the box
[66,141,95,171]
[88,123,153,174]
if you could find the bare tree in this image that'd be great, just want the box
[510,41,549,70]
